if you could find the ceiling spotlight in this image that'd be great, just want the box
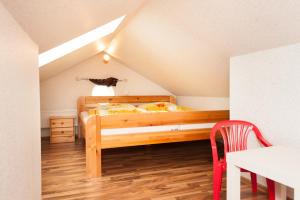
[103,53,110,63]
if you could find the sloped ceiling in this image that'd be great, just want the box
[1,0,147,81]
[3,0,300,96]
[110,0,300,97]
[1,0,145,52]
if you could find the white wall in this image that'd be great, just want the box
[40,55,172,130]
[230,43,300,198]
[177,96,229,110]
[40,54,230,136]
[230,43,300,146]
[0,3,40,200]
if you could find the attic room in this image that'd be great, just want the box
[1,0,300,200]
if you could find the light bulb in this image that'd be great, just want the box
[103,53,110,63]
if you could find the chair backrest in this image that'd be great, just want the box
[210,120,271,163]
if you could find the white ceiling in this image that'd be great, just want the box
[3,0,300,96]
[110,0,300,97]
[1,0,146,80]
[0,0,145,52]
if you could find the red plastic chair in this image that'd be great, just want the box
[210,120,275,200]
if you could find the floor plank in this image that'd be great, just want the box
[42,140,268,199]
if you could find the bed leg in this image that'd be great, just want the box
[86,115,101,177]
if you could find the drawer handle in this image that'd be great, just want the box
[61,122,64,125]
[61,131,64,133]
[52,122,56,125]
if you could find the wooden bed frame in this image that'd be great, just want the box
[77,96,229,177]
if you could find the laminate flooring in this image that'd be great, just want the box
[42,140,268,200]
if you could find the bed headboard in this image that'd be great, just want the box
[77,95,176,114]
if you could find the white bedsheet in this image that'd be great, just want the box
[80,111,215,136]
[101,123,215,136]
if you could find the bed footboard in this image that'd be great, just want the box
[85,115,101,177]
[78,96,229,177]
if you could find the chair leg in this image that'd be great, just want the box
[250,172,257,193]
[213,165,223,200]
[266,178,275,200]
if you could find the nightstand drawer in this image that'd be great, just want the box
[50,136,75,143]
[51,127,74,137]
[50,118,73,128]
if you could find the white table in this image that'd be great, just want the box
[227,146,300,200]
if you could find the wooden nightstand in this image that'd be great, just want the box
[49,116,75,143]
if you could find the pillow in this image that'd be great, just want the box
[137,102,170,112]
[97,103,136,110]
[97,103,139,115]
[138,102,193,112]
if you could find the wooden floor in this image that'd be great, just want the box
[42,140,269,200]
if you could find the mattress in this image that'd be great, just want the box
[80,111,215,136]
[101,123,215,136]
